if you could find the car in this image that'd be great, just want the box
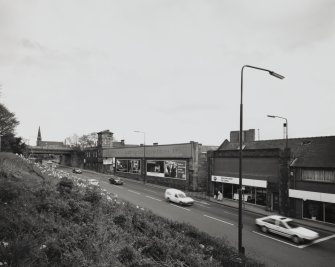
[255,215,319,244]
[109,177,123,185]
[72,168,82,174]
[164,188,194,206]
[88,179,99,186]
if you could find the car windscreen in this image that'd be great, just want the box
[177,193,186,198]
[286,221,299,228]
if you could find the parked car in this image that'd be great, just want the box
[255,215,319,244]
[72,168,82,174]
[109,177,123,185]
[88,179,99,186]
[164,188,194,206]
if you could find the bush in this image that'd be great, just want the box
[0,180,20,203]
[118,245,136,264]
[56,177,74,195]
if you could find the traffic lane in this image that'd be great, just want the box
[65,168,334,238]
[102,181,335,267]
[99,180,296,266]
[60,169,335,264]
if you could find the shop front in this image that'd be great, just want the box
[211,175,267,206]
[290,189,335,224]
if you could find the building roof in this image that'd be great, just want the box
[219,136,335,168]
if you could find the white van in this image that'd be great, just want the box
[164,188,194,206]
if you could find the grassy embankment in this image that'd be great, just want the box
[0,153,263,266]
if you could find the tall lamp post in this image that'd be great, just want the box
[239,65,284,254]
[267,115,288,149]
[134,130,146,184]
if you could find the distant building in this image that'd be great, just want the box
[84,130,218,191]
[36,126,66,148]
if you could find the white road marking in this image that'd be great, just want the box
[145,195,162,202]
[203,215,234,226]
[128,189,141,195]
[144,189,157,193]
[299,234,335,248]
[252,231,301,248]
[170,204,191,211]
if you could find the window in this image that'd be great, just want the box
[302,169,335,183]
[264,218,276,225]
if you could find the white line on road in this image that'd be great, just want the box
[203,215,234,226]
[128,189,141,195]
[252,231,301,248]
[170,204,191,211]
[299,234,335,248]
[145,195,162,202]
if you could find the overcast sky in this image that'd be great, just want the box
[1,0,335,146]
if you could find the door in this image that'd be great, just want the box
[272,193,279,211]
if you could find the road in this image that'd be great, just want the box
[62,167,335,267]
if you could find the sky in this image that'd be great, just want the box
[1,0,335,147]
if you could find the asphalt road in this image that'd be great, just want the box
[62,167,335,267]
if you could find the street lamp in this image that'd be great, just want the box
[267,115,288,148]
[239,65,284,254]
[134,130,146,184]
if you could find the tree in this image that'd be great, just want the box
[0,103,19,135]
[1,134,27,154]
[78,132,98,148]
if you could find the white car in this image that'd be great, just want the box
[255,215,319,244]
[88,179,99,186]
[164,188,194,206]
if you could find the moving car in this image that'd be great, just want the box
[164,188,194,206]
[73,168,82,174]
[255,215,319,244]
[109,177,123,185]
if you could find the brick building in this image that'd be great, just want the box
[84,130,217,191]
[208,129,335,224]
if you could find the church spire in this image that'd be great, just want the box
[37,126,42,146]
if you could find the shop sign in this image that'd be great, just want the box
[103,158,113,165]
[212,175,239,184]
[147,160,187,180]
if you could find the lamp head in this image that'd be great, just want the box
[269,71,285,80]
[267,115,276,118]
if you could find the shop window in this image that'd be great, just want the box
[232,184,239,200]
[325,203,335,224]
[244,186,256,204]
[213,182,223,200]
[303,200,323,221]
[255,188,266,206]
[223,183,232,199]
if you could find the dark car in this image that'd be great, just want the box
[109,177,123,185]
[72,168,82,174]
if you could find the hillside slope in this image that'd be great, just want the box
[0,153,263,266]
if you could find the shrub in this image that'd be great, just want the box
[113,214,127,229]
[118,245,136,264]
[56,177,74,195]
[0,180,20,203]
[83,187,102,205]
